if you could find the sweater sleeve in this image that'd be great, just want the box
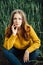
[3,34,17,50]
[26,26,41,53]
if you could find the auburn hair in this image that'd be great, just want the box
[5,9,30,41]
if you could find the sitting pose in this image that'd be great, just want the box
[2,9,41,65]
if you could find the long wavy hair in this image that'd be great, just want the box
[5,9,30,41]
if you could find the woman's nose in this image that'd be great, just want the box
[16,19,19,23]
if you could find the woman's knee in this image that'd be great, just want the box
[29,49,40,60]
[2,47,9,55]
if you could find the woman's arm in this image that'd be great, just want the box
[3,34,17,50]
[3,24,18,50]
[26,25,41,53]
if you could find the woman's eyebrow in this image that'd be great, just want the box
[13,17,17,19]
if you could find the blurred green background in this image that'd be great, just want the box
[0,0,43,56]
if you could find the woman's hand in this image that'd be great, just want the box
[12,24,17,36]
[23,50,29,63]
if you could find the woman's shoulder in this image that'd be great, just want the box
[26,24,32,29]
[26,24,32,27]
[25,24,34,32]
[26,24,33,29]
[25,24,30,32]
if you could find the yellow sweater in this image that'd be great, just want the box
[3,25,41,53]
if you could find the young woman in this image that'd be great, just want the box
[2,9,41,65]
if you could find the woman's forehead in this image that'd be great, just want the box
[13,13,22,18]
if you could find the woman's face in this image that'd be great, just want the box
[13,13,22,28]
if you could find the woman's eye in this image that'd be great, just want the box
[19,18,22,20]
[13,18,22,20]
[13,18,16,20]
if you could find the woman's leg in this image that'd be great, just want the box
[29,49,40,60]
[21,49,40,65]
[2,47,22,65]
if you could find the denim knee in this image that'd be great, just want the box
[29,49,40,60]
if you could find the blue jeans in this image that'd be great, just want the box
[2,47,40,65]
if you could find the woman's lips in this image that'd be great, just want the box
[14,24,19,28]
[15,24,18,26]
